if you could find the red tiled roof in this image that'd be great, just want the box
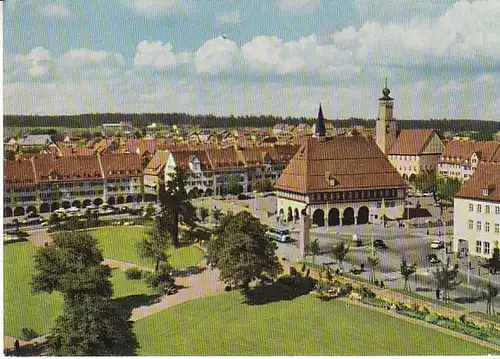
[170,150,211,171]
[100,153,142,179]
[389,129,435,155]
[4,158,36,187]
[455,163,500,202]
[60,145,95,157]
[205,147,243,170]
[124,139,156,157]
[144,150,170,176]
[33,154,103,183]
[275,136,406,194]
[439,140,500,165]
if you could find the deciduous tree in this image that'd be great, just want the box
[207,211,282,291]
[31,231,139,356]
[331,242,350,271]
[433,258,461,301]
[136,219,171,271]
[400,259,417,291]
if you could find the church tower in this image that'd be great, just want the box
[376,79,397,155]
[314,103,326,141]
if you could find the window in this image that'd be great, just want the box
[469,204,474,212]
[484,242,490,255]
[468,220,474,230]
[496,206,500,215]
[477,204,482,213]
[476,241,482,253]
[485,222,490,232]
[477,221,482,231]
[486,205,490,214]
[495,223,499,234]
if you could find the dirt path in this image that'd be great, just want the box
[131,266,224,321]
[102,258,153,272]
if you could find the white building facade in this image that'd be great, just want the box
[453,163,500,258]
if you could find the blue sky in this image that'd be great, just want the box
[4,0,500,120]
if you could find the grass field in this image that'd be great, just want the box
[4,242,155,338]
[4,242,64,338]
[88,226,205,269]
[133,291,497,356]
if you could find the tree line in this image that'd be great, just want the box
[6,114,500,136]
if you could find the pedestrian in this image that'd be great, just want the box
[380,280,385,288]
[14,340,19,353]
[435,288,440,300]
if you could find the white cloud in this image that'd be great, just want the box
[40,3,69,17]
[195,37,241,75]
[134,41,191,70]
[328,0,500,68]
[16,47,53,78]
[119,0,187,17]
[215,11,242,25]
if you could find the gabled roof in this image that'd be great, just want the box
[124,139,156,157]
[389,129,435,155]
[170,150,211,171]
[455,163,500,202]
[439,140,500,165]
[18,134,53,146]
[144,150,170,176]
[275,136,406,194]
[205,147,243,170]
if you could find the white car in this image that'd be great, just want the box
[430,240,444,249]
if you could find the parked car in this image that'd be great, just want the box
[265,228,291,243]
[373,239,387,249]
[427,253,441,264]
[430,240,445,249]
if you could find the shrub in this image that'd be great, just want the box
[358,286,376,299]
[125,267,142,280]
[425,313,440,324]
[144,265,175,294]
[339,284,353,296]
[21,327,39,341]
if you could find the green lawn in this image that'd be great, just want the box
[109,270,155,298]
[134,291,497,356]
[88,226,205,269]
[4,242,155,338]
[4,242,63,338]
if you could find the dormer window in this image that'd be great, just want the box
[483,188,489,196]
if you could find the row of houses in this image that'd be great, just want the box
[143,143,300,200]
[3,142,300,217]
[4,153,143,217]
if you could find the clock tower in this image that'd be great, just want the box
[376,79,397,155]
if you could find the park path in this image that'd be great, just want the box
[102,258,153,272]
[131,266,224,321]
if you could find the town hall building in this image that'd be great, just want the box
[275,87,407,227]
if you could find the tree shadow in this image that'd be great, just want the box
[171,266,206,278]
[4,342,46,357]
[243,275,316,306]
[404,207,432,219]
[114,293,162,312]
[452,295,484,304]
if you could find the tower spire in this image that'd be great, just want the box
[315,103,326,139]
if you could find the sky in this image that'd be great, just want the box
[3,0,500,120]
